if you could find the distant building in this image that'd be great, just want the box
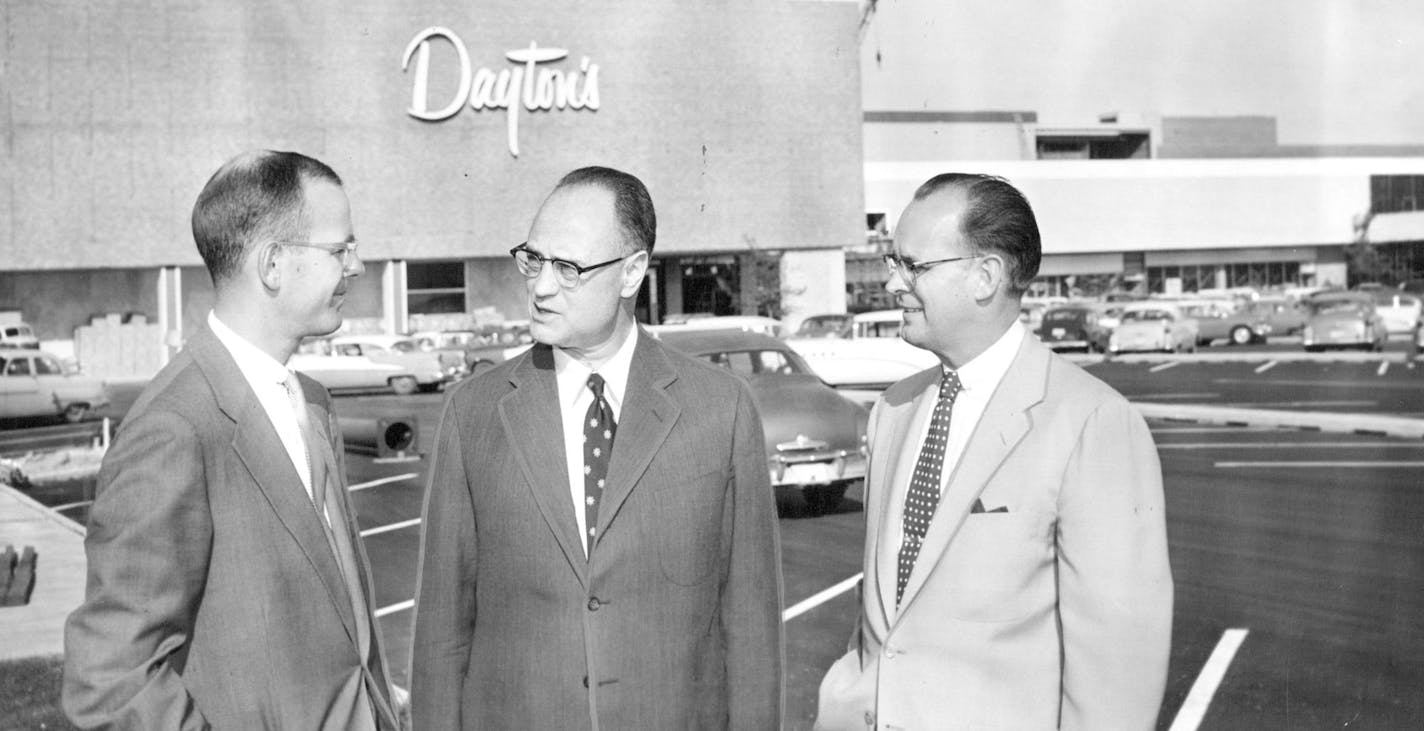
[857,110,1424,303]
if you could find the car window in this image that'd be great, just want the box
[391,340,421,353]
[36,356,63,375]
[336,343,363,356]
[1310,300,1365,315]
[0,356,7,372]
[3,327,17,337]
[1124,309,1171,322]
[856,320,901,338]
[7,358,32,376]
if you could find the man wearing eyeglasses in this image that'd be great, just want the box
[410,166,783,729]
[64,150,404,730]
[815,173,1172,730]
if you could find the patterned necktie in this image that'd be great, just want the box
[583,373,617,556]
[896,368,962,606]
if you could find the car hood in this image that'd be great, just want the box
[745,373,867,452]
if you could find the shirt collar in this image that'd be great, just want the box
[552,323,640,413]
[208,311,294,389]
[949,319,1025,395]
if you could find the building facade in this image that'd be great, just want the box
[1,1,865,361]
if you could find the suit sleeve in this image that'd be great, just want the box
[409,392,479,730]
[62,409,213,730]
[1057,399,1174,730]
[722,382,785,729]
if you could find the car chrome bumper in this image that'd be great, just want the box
[768,450,867,488]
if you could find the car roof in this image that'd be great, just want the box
[650,328,789,354]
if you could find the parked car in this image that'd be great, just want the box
[793,313,853,339]
[1037,305,1111,353]
[654,329,868,514]
[0,350,109,422]
[1108,303,1200,354]
[1243,296,1308,336]
[331,335,465,390]
[784,310,939,389]
[1177,298,1272,346]
[650,315,784,337]
[1301,292,1386,352]
[291,338,443,395]
[0,322,40,349]
[1366,292,1422,336]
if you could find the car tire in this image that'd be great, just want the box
[804,482,849,516]
[1230,326,1254,346]
[62,403,91,423]
[388,375,419,396]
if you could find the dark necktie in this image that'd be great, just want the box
[583,373,617,556]
[896,368,962,606]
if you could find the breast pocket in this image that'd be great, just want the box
[651,468,728,586]
[938,511,1054,623]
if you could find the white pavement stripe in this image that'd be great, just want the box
[1131,393,1220,400]
[1169,628,1248,731]
[1149,426,1273,433]
[783,573,863,622]
[1161,442,1424,450]
[359,517,422,538]
[1253,360,1278,374]
[1228,400,1376,408]
[50,500,93,512]
[1149,361,1182,373]
[1217,461,1424,468]
[375,599,414,618]
[1378,360,1390,376]
[348,473,420,492]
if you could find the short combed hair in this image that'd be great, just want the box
[556,166,657,255]
[913,173,1041,294]
[191,150,342,284]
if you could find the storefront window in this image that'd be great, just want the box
[408,260,466,314]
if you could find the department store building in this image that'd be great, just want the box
[1,1,864,352]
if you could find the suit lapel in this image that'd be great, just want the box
[188,328,360,643]
[873,369,941,624]
[499,345,588,586]
[894,337,1048,616]
[596,331,680,546]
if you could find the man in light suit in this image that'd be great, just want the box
[410,166,783,729]
[816,173,1173,730]
[63,150,402,729]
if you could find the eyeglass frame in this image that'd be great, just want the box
[509,242,635,288]
[882,252,984,286]
[275,240,361,270]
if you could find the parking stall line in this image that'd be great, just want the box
[1378,361,1390,376]
[1168,628,1249,731]
[1216,460,1424,468]
[1149,362,1182,373]
[1132,393,1221,400]
[347,473,421,492]
[783,573,863,622]
[1160,441,1424,450]
[359,517,422,538]
[1253,360,1278,374]
[1227,400,1376,408]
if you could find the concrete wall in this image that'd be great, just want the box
[0,269,159,341]
[779,248,847,333]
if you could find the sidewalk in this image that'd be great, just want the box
[0,483,85,662]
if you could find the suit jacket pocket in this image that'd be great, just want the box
[938,511,1054,623]
[652,467,727,586]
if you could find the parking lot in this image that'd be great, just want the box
[9,343,1424,728]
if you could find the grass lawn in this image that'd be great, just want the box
[0,655,73,730]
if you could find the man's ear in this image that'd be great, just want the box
[619,250,650,299]
[255,242,283,292]
[972,254,1006,301]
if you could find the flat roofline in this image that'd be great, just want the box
[864,110,1038,124]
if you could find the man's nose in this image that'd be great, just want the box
[347,254,366,278]
[530,263,562,297]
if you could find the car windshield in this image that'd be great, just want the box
[36,356,64,375]
[1310,300,1366,315]
[390,340,421,353]
[1123,309,1172,322]
[1043,310,1084,323]
[701,349,806,376]
[795,317,850,338]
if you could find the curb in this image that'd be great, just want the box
[1,482,86,536]
[1133,402,1424,440]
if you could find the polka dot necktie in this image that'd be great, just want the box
[583,373,617,556]
[896,368,962,606]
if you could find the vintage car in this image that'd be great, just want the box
[0,322,40,349]
[784,310,939,390]
[1177,298,1272,346]
[1037,305,1112,353]
[1366,291,1422,336]
[652,315,784,337]
[1301,292,1386,352]
[1243,296,1308,337]
[290,336,456,395]
[0,350,109,422]
[654,329,869,515]
[1108,303,1200,354]
[792,313,854,339]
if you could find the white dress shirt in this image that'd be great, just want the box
[208,312,316,503]
[882,319,1026,598]
[553,324,640,556]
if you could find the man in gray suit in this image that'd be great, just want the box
[63,150,402,729]
[410,166,784,729]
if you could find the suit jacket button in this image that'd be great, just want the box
[587,597,601,611]
[582,676,589,688]
[884,646,897,658]
[864,710,875,726]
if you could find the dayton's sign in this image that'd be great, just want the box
[402,27,601,157]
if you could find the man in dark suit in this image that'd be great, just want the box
[816,173,1172,730]
[410,166,784,729]
[63,150,402,729]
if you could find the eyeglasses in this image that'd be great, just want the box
[882,252,983,285]
[510,243,630,288]
[277,240,360,270]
